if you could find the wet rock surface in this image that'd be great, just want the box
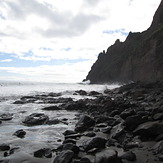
[23,113,49,126]
[13,129,26,138]
[1,82,163,163]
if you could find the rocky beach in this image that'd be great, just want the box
[0,0,163,163]
[1,81,163,163]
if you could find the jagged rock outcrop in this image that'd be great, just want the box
[85,1,163,84]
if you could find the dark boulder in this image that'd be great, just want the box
[46,119,60,125]
[95,149,121,163]
[106,139,117,147]
[64,133,82,140]
[110,110,120,117]
[134,121,163,140]
[75,115,95,133]
[156,134,163,141]
[42,105,61,111]
[159,155,163,161]
[89,91,101,96]
[13,129,26,138]
[119,151,136,162]
[85,132,96,137]
[63,130,77,136]
[62,143,79,155]
[23,113,49,126]
[83,137,107,152]
[0,144,10,151]
[53,150,74,163]
[153,141,163,154]
[75,90,87,96]
[95,116,116,124]
[0,113,13,121]
[101,126,112,134]
[153,113,163,120]
[124,115,145,131]
[120,109,136,120]
[63,138,76,145]
[65,100,87,111]
[34,148,52,158]
[111,123,125,140]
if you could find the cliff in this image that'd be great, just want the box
[85,0,163,84]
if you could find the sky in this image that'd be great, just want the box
[0,0,161,83]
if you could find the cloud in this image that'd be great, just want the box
[0,60,93,82]
[0,59,12,62]
[0,0,162,82]
[34,13,102,38]
[2,0,103,38]
[0,12,5,20]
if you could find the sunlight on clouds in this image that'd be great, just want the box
[0,60,93,82]
[0,59,12,62]
[0,0,161,82]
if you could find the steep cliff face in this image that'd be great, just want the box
[85,1,163,84]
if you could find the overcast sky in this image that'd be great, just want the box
[0,0,161,83]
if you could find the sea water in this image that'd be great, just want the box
[0,81,119,162]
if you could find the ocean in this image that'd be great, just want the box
[0,81,119,162]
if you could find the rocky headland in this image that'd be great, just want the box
[85,0,163,84]
[1,81,163,163]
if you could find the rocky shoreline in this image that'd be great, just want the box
[1,82,163,163]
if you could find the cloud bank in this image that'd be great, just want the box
[0,0,161,82]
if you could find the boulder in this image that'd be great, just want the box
[53,150,74,163]
[120,109,136,120]
[46,119,60,125]
[119,151,136,162]
[0,144,10,151]
[153,113,163,120]
[63,138,76,145]
[95,116,116,124]
[89,91,101,96]
[95,149,121,163]
[23,113,49,126]
[65,134,82,140]
[159,155,163,161]
[62,143,79,155]
[85,132,96,137]
[101,126,112,134]
[134,121,163,140]
[13,129,26,138]
[63,130,77,136]
[75,90,87,96]
[75,115,95,133]
[124,115,145,131]
[156,134,163,141]
[34,148,52,158]
[42,105,61,111]
[111,123,125,140]
[153,141,163,154]
[83,137,107,152]
[65,100,87,111]
[0,113,13,121]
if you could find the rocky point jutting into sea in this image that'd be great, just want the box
[84,0,163,84]
[1,1,163,163]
